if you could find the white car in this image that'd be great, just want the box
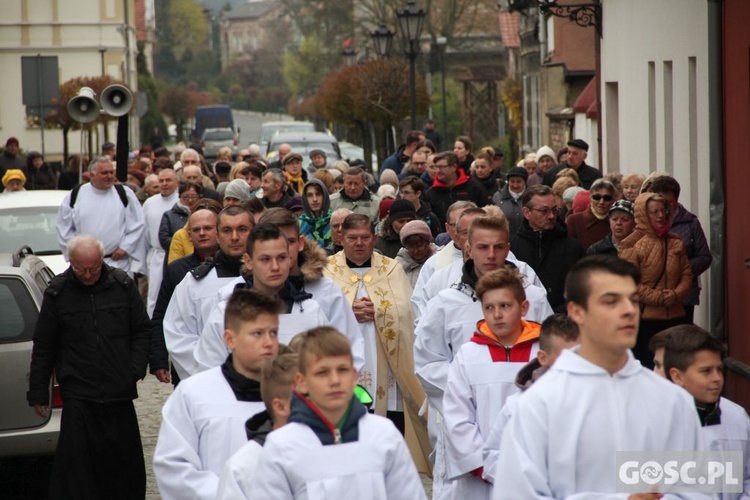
[0,190,69,275]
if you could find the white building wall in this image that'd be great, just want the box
[600,0,710,326]
[0,0,137,160]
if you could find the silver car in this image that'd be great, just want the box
[0,248,60,458]
[201,127,238,160]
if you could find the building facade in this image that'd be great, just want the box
[0,0,139,160]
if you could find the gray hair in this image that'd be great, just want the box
[144,173,159,187]
[264,167,286,185]
[88,157,113,173]
[67,235,105,259]
[331,208,353,220]
[446,200,478,223]
[181,148,200,162]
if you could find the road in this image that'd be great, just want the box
[233,110,293,151]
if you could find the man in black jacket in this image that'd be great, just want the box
[149,208,220,386]
[27,235,150,499]
[423,151,490,226]
[510,185,584,312]
[542,139,602,189]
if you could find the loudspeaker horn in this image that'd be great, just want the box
[101,84,133,117]
[67,87,99,123]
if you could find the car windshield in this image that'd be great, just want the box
[262,124,315,143]
[0,207,61,255]
[204,130,234,141]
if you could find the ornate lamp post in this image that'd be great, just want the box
[395,0,426,130]
[342,46,358,67]
[370,24,395,58]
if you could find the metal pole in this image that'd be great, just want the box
[409,51,417,130]
[36,54,46,157]
[441,48,448,144]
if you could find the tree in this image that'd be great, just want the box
[167,0,209,60]
[158,86,196,142]
[281,36,329,99]
[137,42,168,147]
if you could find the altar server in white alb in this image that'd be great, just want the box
[482,314,579,485]
[196,223,330,370]
[248,327,427,500]
[443,267,541,500]
[217,351,298,500]
[140,168,179,315]
[663,325,750,500]
[194,208,365,372]
[414,213,552,499]
[56,157,144,273]
[492,255,707,499]
[163,205,252,379]
[411,200,476,322]
[154,289,279,500]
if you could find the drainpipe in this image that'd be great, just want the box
[706,0,725,340]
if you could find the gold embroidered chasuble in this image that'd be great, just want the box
[323,251,431,474]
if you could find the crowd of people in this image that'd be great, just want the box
[15,124,747,499]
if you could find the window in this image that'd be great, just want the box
[0,278,38,343]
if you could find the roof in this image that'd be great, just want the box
[225,1,281,20]
[498,11,520,48]
[572,77,598,119]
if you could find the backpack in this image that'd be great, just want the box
[70,183,129,208]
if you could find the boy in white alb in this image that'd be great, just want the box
[664,325,750,500]
[195,223,329,371]
[482,314,579,484]
[217,351,298,500]
[249,327,427,499]
[493,255,707,499]
[153,289,280,500]
[443,268,541,499]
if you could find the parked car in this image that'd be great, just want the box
[0,247,60,458]
[259,121,316,150]
[339,141,379,173]
[265,132,342,171]
[201,127,238,160]
[0,190,70,275]
[192,105,235,144]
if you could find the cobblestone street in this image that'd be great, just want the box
[133,374,432,499]
[133,375,173,499]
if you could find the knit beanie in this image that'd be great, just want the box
[388,199,417,221]
[224,179,250,201]
[399,220,432,245]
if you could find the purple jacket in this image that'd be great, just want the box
[670,204,712,306]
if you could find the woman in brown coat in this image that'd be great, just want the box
[618,192,693,367]
[566,179,616,250]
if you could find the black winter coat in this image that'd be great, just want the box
[159,203,190,251]
[23,164,57,190]
[492,185,524,236]
[28,265,150,405]
[510,220,584,311]
[148,252,204,372]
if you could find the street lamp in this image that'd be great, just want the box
[436,36,448,144]
[342,46,358,67]
[396,0,426,130]
[98,46,107,76]
[370,24,394,58]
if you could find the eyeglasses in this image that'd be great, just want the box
[181,194,199,201]
[332,223,344,230]
[411,162,427,167]
[591,194,614,202]
[529,206,559,216]
[647,209,669,216]
[435,163,454,170]
[71,264,102,275]
[189,225,216,234]
[405,241,430,251]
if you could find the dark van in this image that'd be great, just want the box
[193,105,235,143]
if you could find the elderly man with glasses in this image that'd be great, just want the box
[510,185,584,312]
[28,235,150,499]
